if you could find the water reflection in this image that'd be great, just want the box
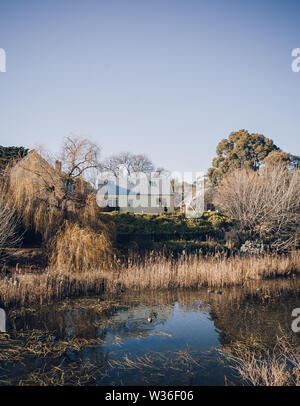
[1,278,300,385]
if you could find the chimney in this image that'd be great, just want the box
[55,160,62,173]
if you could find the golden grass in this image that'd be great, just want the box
[222,335,300,386]
[0,252,299,307]
[0,329,106,385]
[2,347,207,386]
[0,329,104,362]
[110,251,300,291]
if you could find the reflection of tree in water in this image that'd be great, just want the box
[8,295,175,341]
[102,304,174,340]
[3,295,177,385]
[198,280,300,349]
[8,280,300,348]
[3,279,300,385]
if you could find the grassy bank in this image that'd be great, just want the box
[101,211,233,253]
[0,252,299,308]
[103,211,233,234]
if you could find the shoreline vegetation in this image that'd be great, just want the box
[221,335,300,386]
[1,251,299,308]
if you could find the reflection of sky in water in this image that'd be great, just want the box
[104,302,219,355]
[3,280,300,385]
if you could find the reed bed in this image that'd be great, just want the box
[109,252,300,291]
[0,252,299,307]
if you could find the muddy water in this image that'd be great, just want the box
[1,278,300,385]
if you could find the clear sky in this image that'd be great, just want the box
[0,0,300,173]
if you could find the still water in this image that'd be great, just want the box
[1,278,300,385]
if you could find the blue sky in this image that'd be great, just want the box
[0,0,300,173]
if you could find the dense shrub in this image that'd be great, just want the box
[102,211,233,235]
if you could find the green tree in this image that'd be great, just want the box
[263,150,291,167]
[208,130,279,185]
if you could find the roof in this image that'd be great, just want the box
[100,184,137,195]
[99,181,174,196]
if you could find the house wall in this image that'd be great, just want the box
[98,193,175,214]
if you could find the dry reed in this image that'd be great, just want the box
[103,251,300,291]
[223,335,300,386]
[0,252,299,308]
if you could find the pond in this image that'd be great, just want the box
[1,278,300,385]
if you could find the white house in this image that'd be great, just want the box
[96,176,175,214]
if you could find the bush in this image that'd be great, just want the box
[102,211,233,235]
[50,221,113,271]
[214,165,300,251]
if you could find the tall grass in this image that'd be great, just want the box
[0,252,299,307]
[106,251,300,291]
[223,335,300,386]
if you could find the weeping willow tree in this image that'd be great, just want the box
[9,135,115,270]
[0,170,21,257]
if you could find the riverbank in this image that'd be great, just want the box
[0,252,299,308]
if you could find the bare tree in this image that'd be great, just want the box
[101,152,155,176]
[60,135,100,181]
[214,165,300,251]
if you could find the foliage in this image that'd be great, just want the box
[9,136,102,240]
[152,240,228,256]
[0,146,28,174]
[262,150,291,168]
[102,211,233,235]
[208,130,280,185]
[49,221,113,271]
[7,136,115,270]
